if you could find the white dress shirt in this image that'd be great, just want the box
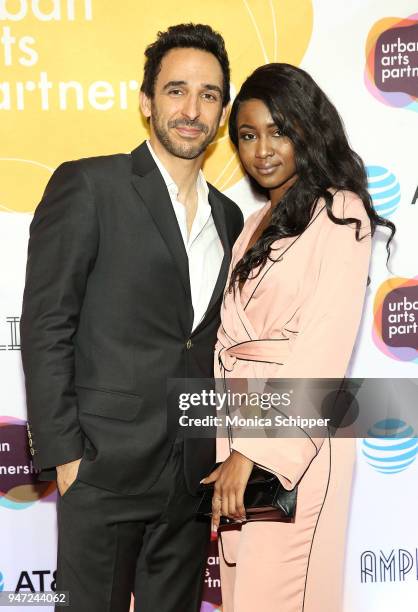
[146,141,224,331]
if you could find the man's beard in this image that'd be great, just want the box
[151,104,219,160]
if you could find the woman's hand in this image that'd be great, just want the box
[201,451,254,531]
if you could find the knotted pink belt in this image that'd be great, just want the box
[218,338,291,373]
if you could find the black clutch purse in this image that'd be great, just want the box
[197,379,297,523]
[196,463,297,523]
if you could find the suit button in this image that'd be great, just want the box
[28,438,33,447]
[186,339,193,349]
[29,447,35,456]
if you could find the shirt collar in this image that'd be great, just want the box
[146,139,209,201]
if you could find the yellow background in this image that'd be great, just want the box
[1,0,312,212]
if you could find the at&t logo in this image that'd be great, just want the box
[366,165,400,217]
[362,418,418,474]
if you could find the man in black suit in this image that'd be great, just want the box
[20,23,243,612]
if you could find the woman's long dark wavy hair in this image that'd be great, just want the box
[228,63,395,291]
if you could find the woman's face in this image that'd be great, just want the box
[236,98,298,200]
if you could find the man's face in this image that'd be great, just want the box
[141,47,227,160]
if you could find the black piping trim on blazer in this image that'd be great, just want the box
[236,357,283,366]
[218,529,237,567]
[243,205,327,311]
[224,338,289,347]
[217,337,290,371]
[218,337,290,371]
[237,307,253,340]
[218,351,233,373]
[220,323,239,345]
[302,433,332,612]
[282,308,301,331]
[249,427,321,502]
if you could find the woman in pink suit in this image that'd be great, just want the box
[202,64,394,612]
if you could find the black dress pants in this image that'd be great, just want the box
[55,442,209,612]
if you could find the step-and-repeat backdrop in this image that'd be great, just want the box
[1,1,417,610]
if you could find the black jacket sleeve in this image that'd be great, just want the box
[20,160,99,471]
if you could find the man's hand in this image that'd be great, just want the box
[201,451,254,531]
[56,458,82,496]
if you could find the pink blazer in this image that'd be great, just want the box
[215,190,371,488]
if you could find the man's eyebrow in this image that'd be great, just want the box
[162,81,223,96]
[203,84,223,96]
[162,80,187,90]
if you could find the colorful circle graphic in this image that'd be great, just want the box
[362,419,418,474]
[0,417,56,509]
[373,277,418,363]
[365,12,418,112]
[366,166,400,218]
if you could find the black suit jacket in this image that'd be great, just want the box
[20,141,243,494]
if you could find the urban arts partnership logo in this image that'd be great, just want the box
[362,418,418,474]
[366,166,401,218]
[365,12,418,111]
[373,277,418,363]
[0,417,55,509]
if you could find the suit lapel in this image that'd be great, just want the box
[192,187,231,335]
[131,142,234,336]
[131,142,191,300]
